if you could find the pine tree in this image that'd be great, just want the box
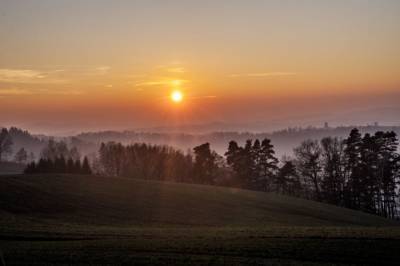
[67,158,75,173]
[258,138,278,192]
[225,141,246,187]
[193,143,218,184]
[81,156,92,175]
[74,159,82,174]
[276,160,301,196]
[343,128,363,209]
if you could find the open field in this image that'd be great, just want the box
[0,174,399,265]
[0,162,25,175]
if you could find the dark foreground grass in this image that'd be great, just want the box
[1,226,400,265]
[1,175,399,265]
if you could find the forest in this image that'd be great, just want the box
[95,128,400,219]
[1,126,399,219]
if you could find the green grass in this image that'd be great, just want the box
[0,174,399,265]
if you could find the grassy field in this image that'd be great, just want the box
[0,162,25,175]
[0,174,399,265]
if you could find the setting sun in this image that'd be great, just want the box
[171,90,183,103]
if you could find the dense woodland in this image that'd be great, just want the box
[97,128,400,219]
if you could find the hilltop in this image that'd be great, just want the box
[0,174,396,228]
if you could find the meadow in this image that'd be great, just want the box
[0,174,399,265]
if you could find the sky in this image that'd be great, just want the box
[0,0,399,134]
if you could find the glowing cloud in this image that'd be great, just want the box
[0,69,45,83]
[229,72,297,78]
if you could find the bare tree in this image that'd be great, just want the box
[294,139,322,200]
[14,147,28,163]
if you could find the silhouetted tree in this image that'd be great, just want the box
[320,137,346,205]
[225,140,246,187]
[193,143,219,184]
[66,158,75,173]
[81,156,92,175]
[225,138,278,190]
[99,142,125,176]
[343,128,363,209]
[294,140,322,200]
[257,138,279,191]
[369,131,399,218]
[0,128,13,161]
[276,159,301,196]
[74,159,82,174]
[24,161,37,174]
[14,147,28,163]
[54,156,67,173]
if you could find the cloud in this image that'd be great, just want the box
[166,67,186,73]
[135,79,189,87]
[0,69,45,83]
[229,72,297,78]
[190,95,217,100]
[0,87,84,96]
[0,66,113,85]
[0,88,34,95]
[0,68,69,84]
[95,66,111,75]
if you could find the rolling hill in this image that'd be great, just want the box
[0,174,399,265]
[0,174,396,228]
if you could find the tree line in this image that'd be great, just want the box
[97,128,400,219]
[24,157,92,175]
[24,139,92,175]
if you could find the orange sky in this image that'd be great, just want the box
[1,0,399,134]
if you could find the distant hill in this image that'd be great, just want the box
[0,174,397,228]
[74,125,400,156]
[6,127,47,159]
[6,125,400,159]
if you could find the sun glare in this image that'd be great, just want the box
[171,90,183,103]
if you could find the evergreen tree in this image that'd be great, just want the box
[193,143,218,184]
[0,128,13,162]
[343,128,363,209]
[371,131,399,218]
[81,156,92,175]
[276,160,301,196]
[74,159,82,174]
[53,156,67,173]
[67,158,75,173]
[225,141,247,187]
[258,138,279,191]
[359,133,378,213]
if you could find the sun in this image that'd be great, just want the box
[171,90,183,103]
